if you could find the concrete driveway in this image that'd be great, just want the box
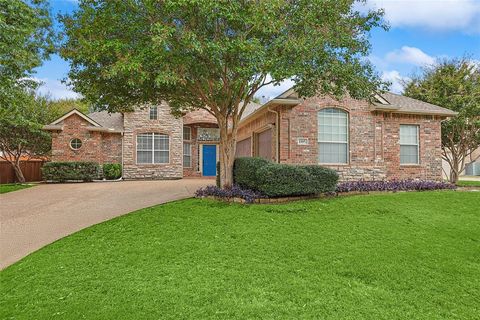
[0,179,212,269]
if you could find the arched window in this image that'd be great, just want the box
[137,133,169,164]
[318,108,349,164]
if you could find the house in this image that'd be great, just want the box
[44,89,456,181]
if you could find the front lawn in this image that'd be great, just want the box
[0,183,33,194]
[457,180,480,187]
[1,191,479,319]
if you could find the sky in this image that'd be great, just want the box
[35,0,480,100]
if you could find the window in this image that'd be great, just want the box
[136,133,169,164]
[149,106,158,120]
[183,126,191,140]
[70,138,82,150]
[183,143,191,167]
[400,125,419,164]
[318,108,348,164]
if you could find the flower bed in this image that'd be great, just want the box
[336,180,456,193]
[195,185,264,204]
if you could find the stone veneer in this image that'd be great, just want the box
[122,104,183,179]
[50,114,122,163]
[237,95,443,181]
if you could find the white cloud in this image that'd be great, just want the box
[381,70,411,93]
[365,0,480,33]
[385,46,436,66]
[33,78,81,100]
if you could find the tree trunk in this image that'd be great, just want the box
[218,116,237,188]
[449,156,460,184]
[12,161,26,183]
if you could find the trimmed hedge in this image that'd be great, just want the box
[103,163,122,180]
[233,157,338,197]
[42,162,100,182]
[233,157,270,189]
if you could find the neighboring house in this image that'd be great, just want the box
[44,89,456,181]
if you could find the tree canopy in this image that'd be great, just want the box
[404,58,480,182]
[60,0,387,186]
[0,0,54,96]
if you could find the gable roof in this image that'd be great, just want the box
[44,109,123,132]
[240,88,457,125]
[372,92,457,116]
[50,109,102,127]
[88,111,124,131]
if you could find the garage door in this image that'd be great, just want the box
[256,129,273,161]
[236,137,251,158]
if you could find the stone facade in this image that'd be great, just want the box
[237,95,443,181]
[50,114,122,163]
[122,104,183,179]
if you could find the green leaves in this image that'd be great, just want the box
[60,0,387,113]
[0,0,54,93]
[404,58,480,182]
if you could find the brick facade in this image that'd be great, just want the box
[48,94,444,181]
[50,114,122,163]
[237,95,443,181]
[123,104,183,179]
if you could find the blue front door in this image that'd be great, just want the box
[202,145,217,176]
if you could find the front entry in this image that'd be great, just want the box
[202,145,217,176]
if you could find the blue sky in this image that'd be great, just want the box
[35,0,480,100]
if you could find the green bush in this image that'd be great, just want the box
[233,157,270,190]
[103,163,122,180]
[233,157,338,197]
[42,162,100,182]
[301,165,339,193]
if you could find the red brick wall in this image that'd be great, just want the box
[237,95,443,181]
[51,114,122,164]
[278,96,442,180]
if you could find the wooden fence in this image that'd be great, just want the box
[0,161,47,184]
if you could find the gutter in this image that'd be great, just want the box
[240,98,300,126]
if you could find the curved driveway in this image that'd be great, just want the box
[0,179,212,269]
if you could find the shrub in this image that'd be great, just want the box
[233,157,339,197]
[302,165,339,194]
[336,180,456,193]
[195,185,263,204]
[103,163,122,180]
[42,162,100,182]
[233,157,270,190]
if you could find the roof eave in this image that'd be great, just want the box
[43,125,63,131]
[86,126,123,133]
[239,98,301,125]
[371,107,458,117]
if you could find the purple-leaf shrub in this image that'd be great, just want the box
[336,180,456,193]
[195,185,264,204]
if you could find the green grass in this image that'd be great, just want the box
[456,180,480,187]
[0,183,33,194]
[1,191,479,319]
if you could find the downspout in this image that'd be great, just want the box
[268,107,281,163]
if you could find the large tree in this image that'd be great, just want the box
[404,58,480,183]
[0,0,54,98]
[0,91,54,182]
[60,0,387,187]
[0,0,54,182]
